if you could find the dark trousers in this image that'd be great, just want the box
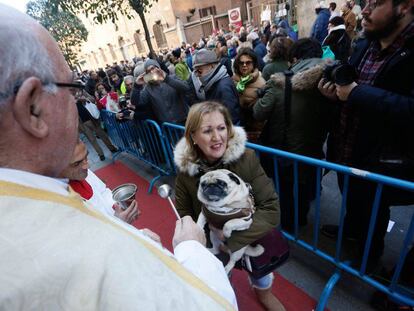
[261,154,317,233]
[338,175,414,263]
[79,119,117,156]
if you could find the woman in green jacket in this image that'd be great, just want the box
[174,101,285,311]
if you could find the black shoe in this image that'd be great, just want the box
[370,290,414,311]
[111,148,118,153]
[321,225,358,241]
[99,155,106,161]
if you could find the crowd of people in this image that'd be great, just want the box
[1,0,414,310]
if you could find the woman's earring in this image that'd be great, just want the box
[193,141,197,145]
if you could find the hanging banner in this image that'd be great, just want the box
[228,7,242,31]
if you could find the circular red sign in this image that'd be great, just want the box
[230,10,240,21]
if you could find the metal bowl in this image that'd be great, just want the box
[112,183,137,210]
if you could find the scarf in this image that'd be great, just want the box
[191,65,229,101]
[236,75,253,93]
[69,179,93,200]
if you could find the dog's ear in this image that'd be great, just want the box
[228,173,240,185]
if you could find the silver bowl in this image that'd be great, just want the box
[112,183,137,210]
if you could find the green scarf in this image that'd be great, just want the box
[236,75,253,93]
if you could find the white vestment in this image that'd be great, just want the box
[0,168,237,310]
[83,169,116,217]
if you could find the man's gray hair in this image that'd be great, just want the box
[0,25,57,105]
[123,75,134,83]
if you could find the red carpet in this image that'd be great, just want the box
[95,162,325,311]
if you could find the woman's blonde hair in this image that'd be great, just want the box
[184,101,235,162]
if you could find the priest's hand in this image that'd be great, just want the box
[141,228,162,244]
[114,200,140,224]
[173,216,206,248]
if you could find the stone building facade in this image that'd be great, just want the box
[78,0,359,70]
[79,0,246,69]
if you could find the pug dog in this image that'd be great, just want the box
[197,169,264,273]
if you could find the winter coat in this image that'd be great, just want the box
[335,36,414,179]
[342,10,357,39]
[262,60,290,81]
[253,58,335,159]
[322,28,351,61]
[139,75,189,124]
[310,9,331,43]
[233,70,266,140]
[187,68,240,124]
[175,61,190,81]
[253,39,267,71]
[220,55,233,77]
[174,126,280,252]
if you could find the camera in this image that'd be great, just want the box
[323,61,357,86]
[121,109,131,117]
[119,95,127,109]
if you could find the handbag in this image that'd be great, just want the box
[241,227,290,279]
[322,45,336,60]
[85,101,100,119]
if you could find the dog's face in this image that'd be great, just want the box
[197,169,250,213]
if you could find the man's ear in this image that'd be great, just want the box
[13,77,49,138]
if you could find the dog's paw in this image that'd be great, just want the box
[223,218,253,238]
[245,244,264,257]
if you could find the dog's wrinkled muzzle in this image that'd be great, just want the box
[201,180,227,201]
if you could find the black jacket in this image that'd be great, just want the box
[341,36,414,179]
[323,29,351,61]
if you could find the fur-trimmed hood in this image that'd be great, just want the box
[270,58,328,91]
[174,126,247,176]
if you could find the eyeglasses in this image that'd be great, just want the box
[7,80,85,98]
[239,61,253,66]
[364,0,384,11]
[54,82,85,96]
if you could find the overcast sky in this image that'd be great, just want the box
[0,0,29,13]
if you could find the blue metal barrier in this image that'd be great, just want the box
[161,122,414,309]
[100,111,174,193]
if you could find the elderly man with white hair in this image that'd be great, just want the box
[0,4,237,310]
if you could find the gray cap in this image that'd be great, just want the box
[192,49,218,68]
[133,61,145,78]
[144,59,160,70]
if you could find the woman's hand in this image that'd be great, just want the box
[209,224,225,241]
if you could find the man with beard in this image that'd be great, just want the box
[318,0,414,302]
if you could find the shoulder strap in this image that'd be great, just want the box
[282,70,294,146]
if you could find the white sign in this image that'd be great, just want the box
[261,5,271,21]
[228,7,241,24]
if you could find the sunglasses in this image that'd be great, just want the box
[239,61,253,66]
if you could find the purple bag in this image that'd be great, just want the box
[242,227,290,279]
